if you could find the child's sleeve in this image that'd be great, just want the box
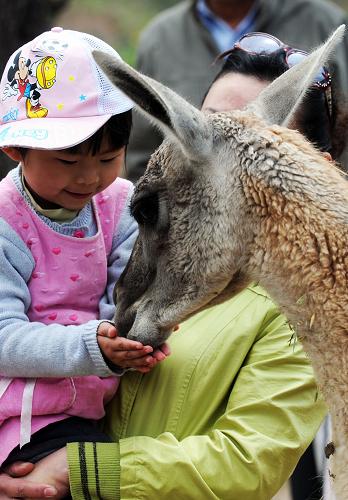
[99,188,138,320]
[0,219,116,378]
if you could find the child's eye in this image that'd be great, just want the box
[57,158,78,165]
[101,157,117,164]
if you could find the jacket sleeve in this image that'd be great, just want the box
[67,308,327,500]
[0,219,114,378]
[99,189,138,320]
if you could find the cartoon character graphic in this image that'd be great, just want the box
[2,51,57,118]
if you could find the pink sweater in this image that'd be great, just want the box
[0,174,131,465]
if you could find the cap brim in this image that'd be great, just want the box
[0,115,113,150]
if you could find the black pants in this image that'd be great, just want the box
[290,443,323,500]
[2,417,112,498]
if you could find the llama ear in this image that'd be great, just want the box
[92,51,213,160]
[248,25,345,127]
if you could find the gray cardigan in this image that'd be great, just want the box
[127,0,348,181]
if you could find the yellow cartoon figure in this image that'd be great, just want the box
[36,56,57,89]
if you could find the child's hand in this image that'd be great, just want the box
[152,342,171,362]
[97,322,160,373]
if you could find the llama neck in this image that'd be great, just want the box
[256,217,346,327]
[234,115,348,324]
[247,188,348,435]
[234,120,348,497]
[244,173,348,339]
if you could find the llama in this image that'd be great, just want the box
[94,27,348,498]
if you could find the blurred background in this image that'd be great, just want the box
[55,0,348,64]
[56,0,179,65]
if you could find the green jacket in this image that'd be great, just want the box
[68,286,326,499]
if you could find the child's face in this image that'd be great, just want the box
[19,140,125,210]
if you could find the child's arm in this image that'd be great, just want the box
[99,187,138,320]
[0,219,120,378]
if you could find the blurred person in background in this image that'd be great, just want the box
[0,0,69,179]
[126,0,348,183]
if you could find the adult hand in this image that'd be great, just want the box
[0,462,57,499]
[0,447,69,499]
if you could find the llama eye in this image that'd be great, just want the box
[131,194,159,226]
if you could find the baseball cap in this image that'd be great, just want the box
[0,27,134,150]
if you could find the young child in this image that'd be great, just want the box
[0,27,167,468]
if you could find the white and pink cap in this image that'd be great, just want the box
[0,27,134,150]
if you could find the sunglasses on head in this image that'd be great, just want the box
[218,32,332,90]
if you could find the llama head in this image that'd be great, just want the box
[94,26,345,347]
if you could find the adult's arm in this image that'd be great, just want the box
[67,309,327,499]
[0,219,113,378]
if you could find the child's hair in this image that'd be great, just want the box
[82,110,132,154]
[209,47,346,160]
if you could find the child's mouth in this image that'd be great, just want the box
[65,190,93,199]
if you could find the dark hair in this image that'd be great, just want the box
[19,109,132,158]
[209,48,345,160]
[68,109,133,155]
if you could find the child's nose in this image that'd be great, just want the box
[76,166,100,185]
